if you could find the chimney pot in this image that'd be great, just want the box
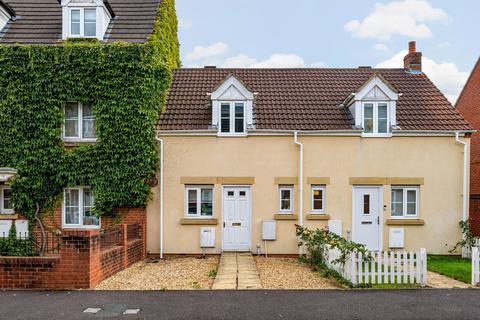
[409,41,416,54]
[404,41,422,72]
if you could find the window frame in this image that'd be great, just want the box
[218,101,246,136]
[310,185,326,213]
[68,7,97,38]
[62,187,100,229]
[0,185,14,214]
[361,101,390,136]
[62,102,97,142]
[390,186,420,219]
[279,185,294,214]
[184,185,214,218]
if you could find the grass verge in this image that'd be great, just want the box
[427,255,470,284]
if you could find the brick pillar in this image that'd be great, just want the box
[60,229,100,289]
[120,224,128,268]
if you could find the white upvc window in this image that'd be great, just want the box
[63,187,100,228]
[219,102,246,135]
[391,186,419,218]
[0,186,14,214]
[63,102,96,142]
[69,7,97,38]
[362,102,389,135]
[279,185,293,213]
[185,185,214,218]
[311,185,325,213]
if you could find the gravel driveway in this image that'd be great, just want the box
[254,257,341,289]
[96,256,219,290]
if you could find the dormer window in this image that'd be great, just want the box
[61,0,114,41]
[69,8,96,37]
[210,75,254,136]
[220,102,245,134]
[363,102,389,134]
[347,74,399,137]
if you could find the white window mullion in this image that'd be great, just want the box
[196,187,201,216]
[80,9,84,37]
[78,102,83,139]
[79,188,84,227]
[230,102,235,133]
[373,102,378,134]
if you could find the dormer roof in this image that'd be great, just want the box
[0,0,162,44]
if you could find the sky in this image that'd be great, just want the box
[176,0,480,103]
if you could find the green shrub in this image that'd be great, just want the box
[0,225,35,256]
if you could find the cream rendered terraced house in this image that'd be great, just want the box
[148,42,474,256]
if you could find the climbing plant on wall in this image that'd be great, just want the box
[0,0,179,229]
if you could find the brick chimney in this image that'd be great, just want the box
[404,41,422,72]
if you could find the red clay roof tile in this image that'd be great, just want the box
[157,68,472,131]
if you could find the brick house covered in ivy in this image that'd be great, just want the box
[0,0,179,288]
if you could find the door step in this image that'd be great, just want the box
[212,253,262,290]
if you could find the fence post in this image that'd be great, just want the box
[472,247,479,287]
[420,248,427,287]
[350,252,357,285]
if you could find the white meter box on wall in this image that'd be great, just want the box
[262,220,276,241]
[200,227,215,248]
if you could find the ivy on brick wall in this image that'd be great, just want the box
[0,1,179,226]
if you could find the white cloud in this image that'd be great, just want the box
[344,0,448,41]
[373,43,390,52]
[437,41,451,48]
[311,61,327,68]
[251,54,305,68]
[186,42,229,61]
[221,53,305,68]
[178,19,193,30]
[376,51,469,103]
[223,54,258,68]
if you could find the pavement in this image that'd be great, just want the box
[1,289,480,320]
[212,252,262,289]
[427,271,470,288]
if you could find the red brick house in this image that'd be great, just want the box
[456,57,480,235]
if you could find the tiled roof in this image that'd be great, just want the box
[0,0,161,44]
[157,68,473,131]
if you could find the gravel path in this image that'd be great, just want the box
[254,257,341,289]
[96,256,219,290]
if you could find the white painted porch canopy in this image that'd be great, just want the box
[0,168,17,182]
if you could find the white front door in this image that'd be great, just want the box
[222,186,251,251]
[353,186,382,251]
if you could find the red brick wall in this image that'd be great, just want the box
[0,207,147,289]
[456,58,480,235]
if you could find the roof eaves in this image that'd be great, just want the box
[103,0,115,18]
[0,1,15,18]
[209,72,255,95]
[354,71,399,95]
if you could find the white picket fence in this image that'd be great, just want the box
[472,246,480,286]
[325,248,428,286]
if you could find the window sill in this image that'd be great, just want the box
[216,133,248,138]
[63,140,98,147]
[180,218,218,225]
[0,214,18,220]
[274,214,298,221]
[62,225,101,230]
[361,133,393,138]
[386,219,424,226]
[306,214,330,221]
